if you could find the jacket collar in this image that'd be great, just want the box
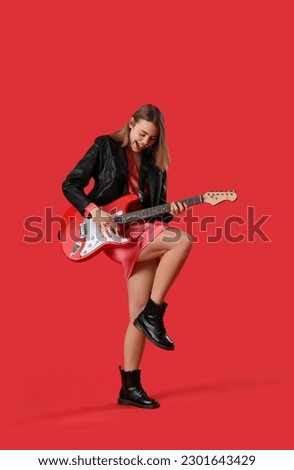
[108,137,128,182]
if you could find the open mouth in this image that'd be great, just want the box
[135,141,144,150]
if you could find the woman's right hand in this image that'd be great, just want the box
[90,207,118,238]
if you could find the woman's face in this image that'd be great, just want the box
[129,119,159,153]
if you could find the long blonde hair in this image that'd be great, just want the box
[110,104,170,172]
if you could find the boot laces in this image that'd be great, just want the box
[157,312,167,334]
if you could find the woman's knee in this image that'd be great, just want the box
[179,231,193,252]
[167,229,192,252]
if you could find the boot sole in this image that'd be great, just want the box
[133,319,175,351]
[118,398,160,409]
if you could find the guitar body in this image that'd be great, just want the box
[60,190,237,262]
[60,194,142,261]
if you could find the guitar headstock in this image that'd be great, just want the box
[202,190,237,205]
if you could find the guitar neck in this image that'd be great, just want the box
[115,195,203,225]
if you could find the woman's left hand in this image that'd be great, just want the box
[170,201,188,215]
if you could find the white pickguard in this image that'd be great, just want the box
[78,211,129,258]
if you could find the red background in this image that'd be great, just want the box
[1,0,293,449]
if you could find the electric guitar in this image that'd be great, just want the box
[60,190,237,261]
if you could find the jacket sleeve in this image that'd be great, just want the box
[62,140,101,215]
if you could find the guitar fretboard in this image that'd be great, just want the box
[114,195,203,225]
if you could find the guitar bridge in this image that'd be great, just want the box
[70,241,82,257]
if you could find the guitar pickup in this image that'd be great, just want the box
[79,223,87,238]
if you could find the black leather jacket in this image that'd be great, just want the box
[62,135,169,217]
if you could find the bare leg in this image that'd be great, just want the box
[137,228,192,304]
[124,259,158,371]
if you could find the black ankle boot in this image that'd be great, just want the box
[118,366,160,409]
[133,298,175,351]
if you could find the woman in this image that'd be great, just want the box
[62,104,192,409]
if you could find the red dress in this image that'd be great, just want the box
[103,149,169,280]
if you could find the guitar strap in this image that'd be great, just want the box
[138,154,150,204]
